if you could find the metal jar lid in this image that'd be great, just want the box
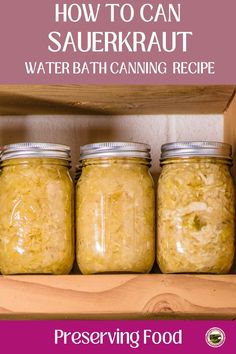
[80,142,151,160]
[161,141,232,162]
[1,143,71,162]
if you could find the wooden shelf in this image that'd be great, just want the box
[0,274,236,319]
[0,85,235,115]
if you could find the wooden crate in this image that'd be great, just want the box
[0,85,235,319]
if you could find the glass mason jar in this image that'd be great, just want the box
[76,142,155,274]
[157,141,235,274]
[0,143,74,275]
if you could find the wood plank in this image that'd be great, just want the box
[0,85,234,115]
[224,91,236,273]
[224,90,236,164]
[0,275,236,319]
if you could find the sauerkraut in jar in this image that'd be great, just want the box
[157,141,235,274]
[76,142,155,274]
[0,143,74,275]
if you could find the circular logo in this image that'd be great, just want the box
[205,327,226,348]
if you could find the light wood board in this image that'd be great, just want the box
[225,93,236,162]
[0,275,236,319]
[0,85,234,115]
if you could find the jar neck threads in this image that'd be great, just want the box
[161,157,232,167]
[81,157,151,168]
[2,158,71,168]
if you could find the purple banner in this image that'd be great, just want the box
[0,320,235,353]
[0,0,235,84]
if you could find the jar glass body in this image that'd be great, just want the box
[76,157,155,274]
[157,157,235,274]
[0,158,74,274]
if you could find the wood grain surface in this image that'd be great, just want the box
[0,85,234,115]
[0,275,236,319]
[225,91,236,175]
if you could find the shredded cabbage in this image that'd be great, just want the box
[0,158,74,275]
[157,159,235,274]
[76,159,155,274]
